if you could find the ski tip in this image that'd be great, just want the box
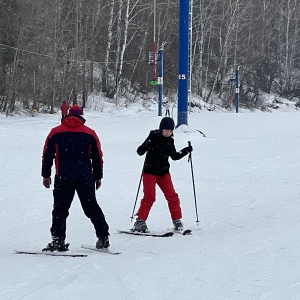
[81,245,121,255]
[173,229,192,235]
[182,229,192,235]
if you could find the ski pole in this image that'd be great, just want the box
[188,141,200,224]
[130,149,149,222]
[130,171,143,222]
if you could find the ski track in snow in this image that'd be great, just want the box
[1,108,300,299]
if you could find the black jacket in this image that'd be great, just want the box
[137,130,189,176]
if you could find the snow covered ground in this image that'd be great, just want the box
[1,102,300,300]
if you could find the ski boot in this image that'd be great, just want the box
[173,219,184,231]
[133,219,148,232]
[42,237,69,252]
[96,236,110,249]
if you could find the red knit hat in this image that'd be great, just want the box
[69,105,83,116]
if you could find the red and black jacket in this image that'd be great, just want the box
[42,115,103,181]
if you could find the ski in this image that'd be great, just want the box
[14,249,87,257]
[174,229,192,236]
[81,244,121,255]
[117,229,174,237]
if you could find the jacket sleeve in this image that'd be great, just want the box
[137,131,153,156]
[169,142,189,161]
[90,131,103,180]
[41,131,56,178]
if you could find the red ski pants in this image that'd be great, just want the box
[137,173,182,221]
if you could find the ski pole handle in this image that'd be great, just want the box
[187,141,192,161]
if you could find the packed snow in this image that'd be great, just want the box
[1,100,300,300]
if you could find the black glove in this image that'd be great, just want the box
[181,145,193,154]
[95,179,101,190]
[43,177,51,188]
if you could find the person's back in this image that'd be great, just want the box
[42,105,109,252]
[42,113,102,182]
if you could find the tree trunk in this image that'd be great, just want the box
[103,0,115,95]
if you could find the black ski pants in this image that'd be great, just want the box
[50,179,109,240]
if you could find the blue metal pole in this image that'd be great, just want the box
[158,48,163,116]
[235,68,239,113]
[177,0,189,127]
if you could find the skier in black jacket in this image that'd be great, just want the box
[133,117,193,232]
[42,105,109,251]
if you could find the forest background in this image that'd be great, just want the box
[1,0,300,115]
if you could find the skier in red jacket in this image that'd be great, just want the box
[42,105,110,252]
[60,100,69,118]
